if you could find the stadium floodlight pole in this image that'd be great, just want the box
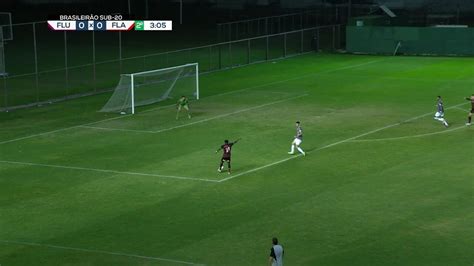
[131,74,135,114]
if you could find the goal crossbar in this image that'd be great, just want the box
[124,63,198,76]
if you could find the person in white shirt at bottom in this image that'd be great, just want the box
[269,237,284,266]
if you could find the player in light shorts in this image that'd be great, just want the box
[434,96,449,127]
[269,237,284,266]
[288,121,305,156]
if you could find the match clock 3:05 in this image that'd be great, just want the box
[138,20,173,31]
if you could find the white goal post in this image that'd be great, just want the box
[100,63,199,114]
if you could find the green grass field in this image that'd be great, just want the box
[0,53,473,265]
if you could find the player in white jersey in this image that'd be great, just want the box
[269,237,284,266]
[434,96,449,127]
[466,94,474,126]
[288,121,305,156]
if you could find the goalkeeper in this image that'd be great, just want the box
[176,95,191,120]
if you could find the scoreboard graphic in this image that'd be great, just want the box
[47,20,172,31]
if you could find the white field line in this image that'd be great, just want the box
[218,101,469,183]
[0,125,82,145]
[132,90,296,119]
[453,106,469,113]
[0,59,381,145]
[254,90,296,95]
[0,240,204,265]
[79,126,156,133]
[350,125,466,142]
[0,101,180,145]
[80,94,308,133]
[0,160,219,183]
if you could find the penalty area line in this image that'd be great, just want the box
[0,240,204,265]
[453,106,469,113]
[0,160,219,183]
[79,125,156,133]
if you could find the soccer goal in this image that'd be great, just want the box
[100,63,199,114]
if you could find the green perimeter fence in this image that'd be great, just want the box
[346,26,474,56]
[0,23,341,111]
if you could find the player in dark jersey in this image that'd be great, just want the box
[466,94,474,126]
[216,139,240,174]
[434,96,449,127]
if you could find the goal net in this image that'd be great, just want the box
[100,63,199,114]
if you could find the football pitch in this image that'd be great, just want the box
[0,53,473,265]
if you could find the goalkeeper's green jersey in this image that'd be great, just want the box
[178,97,189,106]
